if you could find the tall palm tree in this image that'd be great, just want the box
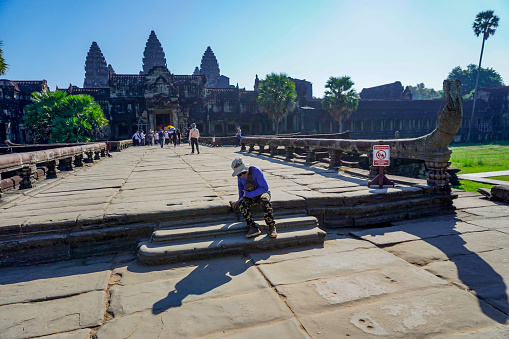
[0,41,8,75]
[322,76,359,132]
[257,73,296,135]
[467,10,499,142]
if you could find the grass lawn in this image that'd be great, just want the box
[450,143,509,192]
[490,175,509,182]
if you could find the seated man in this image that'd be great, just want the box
[230,157,277,238]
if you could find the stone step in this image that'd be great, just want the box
[138,226,327,265]
[152,215,318,242]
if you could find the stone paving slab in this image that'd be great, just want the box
[466,217,509,231]
[109,257,267,316]
[276,263,448,317]
[296,286,507,338]
[463,205,509,218]
[0,291,106,339]
[38,329,92,339]
[453,196,497,209]
[257,247,406,286]
[0,262,111,306]
[96,288,294,339]
[434,325,509,338]
[351,220,486,246]
[384,230,509,265]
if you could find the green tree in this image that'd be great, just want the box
[0,41,8,75]
[322,76,359,132]
[447,64,504,97]
[24,91,108,143]
[407,83,443,100]
[468,10,500,142]
[257,73,296,134]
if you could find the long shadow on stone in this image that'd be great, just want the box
[151,258,250,315]
[356,218,509,323]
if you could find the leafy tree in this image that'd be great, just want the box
[468,10,500,142]
[447,64,504,97]
[407,83,443,100]
[257,73,296,134]
[24,91,108,143]
[0,41,8,75]
[322,76,359,132]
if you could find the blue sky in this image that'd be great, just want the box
[1,0,508,96]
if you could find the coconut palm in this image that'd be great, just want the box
[257,73,296,135]
[467,10,500,142]
[0,41,8,75]
[322,76,359,132]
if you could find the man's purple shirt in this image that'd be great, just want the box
[237,166,270,201]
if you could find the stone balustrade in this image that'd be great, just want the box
[0,142,110,198]
[240,80,463,187]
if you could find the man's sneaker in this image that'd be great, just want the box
[268,225,277,238]
[246,226,261,238]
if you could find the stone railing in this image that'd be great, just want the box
[0,142,109,199]
[241,80,463,187]
[109,139,133,152]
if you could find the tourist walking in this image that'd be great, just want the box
[235,126,242,147]
[176,128,181,145]
[230,157,277,238]
[189,123,200,154]
[154,129,159,145]
[140,131,146,146]
[158,129,165,148]
[132,131,140,146]
[164,130,170,145]
[147,129,154,146]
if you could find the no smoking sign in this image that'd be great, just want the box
[373,145,390,166]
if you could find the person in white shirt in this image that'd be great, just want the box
[132,131,140,146]
[188,123,200,154]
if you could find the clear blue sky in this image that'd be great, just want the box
[1,0,508,96]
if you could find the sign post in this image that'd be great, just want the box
[368,144,395,189]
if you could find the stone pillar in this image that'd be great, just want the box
[248,144,255,153]
[74,154,84,167]
[240,142,246,152]
[59,157,74,171]
[328,149,343,168]
[85,151,94,163]
[94,151,101,160]
[258,144,265,153]
[17,165,36,189]
[270,146,278,157]
[100,149,106,157]
[45,160,58,179]
[285,146,295,160]
[305,147,316,163]
[425,161,451,186]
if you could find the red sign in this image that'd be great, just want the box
[373,145,390,166]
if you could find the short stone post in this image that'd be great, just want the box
[248,144,255,153]
[85,151,94,163]
[270,145,278,157]
[74,154,84,167]
[59,157,74,171]
[258,144,265,153]
[305,147,316,163]
[240,142,246,152]
[100,149,106,157]
[425,161,451,186]
[94,151,101,160]
[45,160,58,179]
[17,164,37,189]
[328,149,342,168]
[285,146,295,160]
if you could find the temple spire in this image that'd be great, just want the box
[83,41,109,88]
[140,30,167,75]
[199,46,220,88]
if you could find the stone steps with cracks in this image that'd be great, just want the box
[138,224,326,265]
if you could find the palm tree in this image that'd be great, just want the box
[257,73,296,135]
[467,10,500,142]
[0,41,8,75]
[322,76,359,132]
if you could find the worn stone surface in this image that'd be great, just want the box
[0,291,106,339]
[38,329,92,339]
[297,286,507,338]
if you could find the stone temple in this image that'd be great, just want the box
[1,30,509,143]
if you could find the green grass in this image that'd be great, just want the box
[489,175,509,182]
[455,180,494,193]
[450,144,509,174]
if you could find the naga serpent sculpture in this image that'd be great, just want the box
[241,79,463,186]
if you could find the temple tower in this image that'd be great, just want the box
[140,30,167,75]
[83,42,109,88]
[199,46,220,88]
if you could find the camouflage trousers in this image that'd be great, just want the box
[238,192,275,228]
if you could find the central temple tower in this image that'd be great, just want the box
[140,31,167,75]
